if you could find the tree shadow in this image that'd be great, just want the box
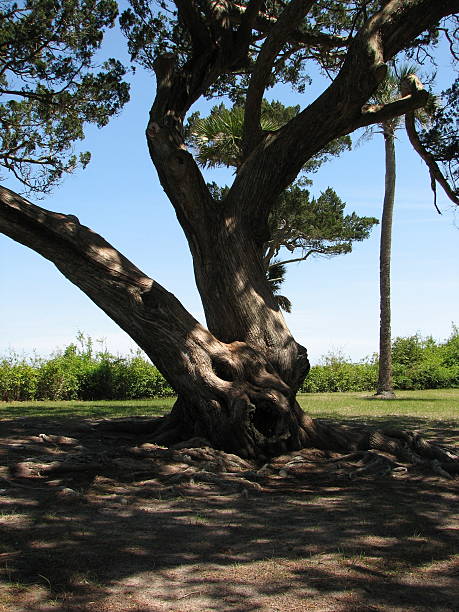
[0,415,457,611]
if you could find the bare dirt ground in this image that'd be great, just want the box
[0,414,458,612]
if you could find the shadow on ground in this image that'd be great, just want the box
[0,415,457,612]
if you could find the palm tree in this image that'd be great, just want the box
[368,66,433,398]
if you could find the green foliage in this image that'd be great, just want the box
[442,324,459,366]
[186,100,301,169]
[301,327,459,393]
[391,334,426,366]
[0,333,174,401]
[2,329,458,402]
[390,329,459,390]
[268,185,378,264]
[185,99,350,172]
[266,261,292,313]
[0,353,39,401]
[0,0,130,192]
[301,352,378,393]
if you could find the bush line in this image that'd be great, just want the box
[1,328,458,402]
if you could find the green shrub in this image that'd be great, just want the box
[301,360,378,393]
[442,324,459,367]
[391,334,425,366]
[390,326,459,391]
[110,356,174,399]
[0,356,39,401]
[1,328,458,402]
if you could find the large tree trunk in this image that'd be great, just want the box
[376,124,396,398]
[0,186,317,458]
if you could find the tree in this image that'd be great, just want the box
[367,67,429,399]
[0,0,129,193]
[186,101,379,312]
[365,66,458,399]
[1,1,458,473]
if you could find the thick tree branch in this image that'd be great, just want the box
[234,0,265,48]
[0,185,223,389]
[147,55,217,245]
[228,0,458,229]
[355,80,429,130]
[174,0,211,52]
[242,0,316,156]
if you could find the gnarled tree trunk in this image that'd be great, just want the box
[0,186,315,459]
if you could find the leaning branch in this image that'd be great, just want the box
[395,73,459,210]
[0,185,215,386]
[404,112,459,210]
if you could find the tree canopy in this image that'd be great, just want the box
[0,0,129,192]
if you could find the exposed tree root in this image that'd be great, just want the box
[4,414,457,501]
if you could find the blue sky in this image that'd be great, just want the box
[1,23,458,365]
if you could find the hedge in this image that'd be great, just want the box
[1,328,458,401]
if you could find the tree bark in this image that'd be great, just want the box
[0,186,314,457]
[376,125,396,398]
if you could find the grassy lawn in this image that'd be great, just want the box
[297,388,459,419]
[0,388,457,421]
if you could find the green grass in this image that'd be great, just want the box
[296,388,459,420]
[0,397,175,419]
[0,389,457,422]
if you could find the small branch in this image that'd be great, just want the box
[242,0,315,157]
[1,154,56,165]
[0,88,60,104]
[269,251,318,268]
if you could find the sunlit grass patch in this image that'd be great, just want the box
[0,389,457,426]
[296,389,459,420]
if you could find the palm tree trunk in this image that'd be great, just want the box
[376,124,396,398]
